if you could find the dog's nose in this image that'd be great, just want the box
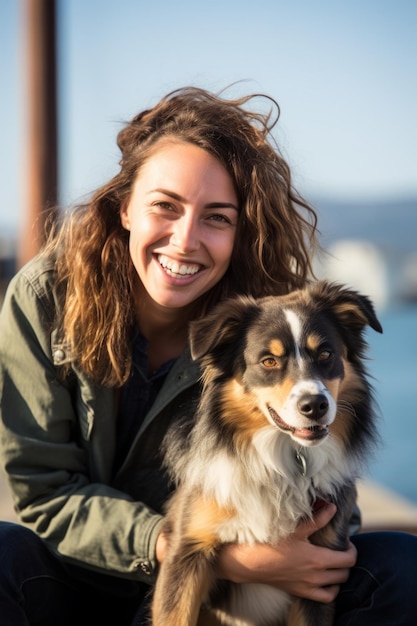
[297,393,329,419]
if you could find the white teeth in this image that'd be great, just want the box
[158,254,200,277]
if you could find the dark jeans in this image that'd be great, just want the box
[335,531,417,625]
[1,521,416,625]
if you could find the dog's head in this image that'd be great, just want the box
[189,281,382,448]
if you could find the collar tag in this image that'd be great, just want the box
[295,448,307,477]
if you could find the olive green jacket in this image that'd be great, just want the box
[0,255,201,584]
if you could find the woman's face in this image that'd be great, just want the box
[120,141,238,314]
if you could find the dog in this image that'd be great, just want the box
[151,280,383,626]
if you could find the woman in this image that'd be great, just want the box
[0,86,416,625]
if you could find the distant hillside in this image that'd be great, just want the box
[311,196,417,252]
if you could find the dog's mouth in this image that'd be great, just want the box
[268,407,329,441]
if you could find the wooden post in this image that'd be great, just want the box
[18,0,58,268]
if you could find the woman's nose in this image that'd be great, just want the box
[170,216,200,252]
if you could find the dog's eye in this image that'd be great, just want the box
[318,350,332,361]
[261,357,280,368]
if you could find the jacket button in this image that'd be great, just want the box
[133,559,152,575]
[53,348,66,363]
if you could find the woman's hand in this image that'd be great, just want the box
[156,531,168,563]
[216,503,357,604]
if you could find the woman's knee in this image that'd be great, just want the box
[0,521,60,580]
[352,531,417,587]
[0,522,40,559]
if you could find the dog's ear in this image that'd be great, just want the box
[189,295,259,360]
[312,281,383,334]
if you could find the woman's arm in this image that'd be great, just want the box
[0,262,163,582]
[216,503,357,603]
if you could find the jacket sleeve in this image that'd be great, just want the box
[0,262,163,583]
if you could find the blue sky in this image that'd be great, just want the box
[1,0,416,234]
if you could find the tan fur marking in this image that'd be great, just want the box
[220,379,270,437]
[219,377,297,447]
[268,338,285,357]
[186,496,235,550]
[323,378,340,402]
[339,360,367,399]
[330,360,365,445]
[333,302,369,325]
[306,332,322,352]
[288,600,309,626]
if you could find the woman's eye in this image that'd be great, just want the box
[207,213,231,224]
[155,201,173,210]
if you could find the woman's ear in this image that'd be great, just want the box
[120,203,131,230]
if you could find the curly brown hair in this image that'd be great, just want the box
[44,86,319,386]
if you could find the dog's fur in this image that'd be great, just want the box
[151,281,383,626]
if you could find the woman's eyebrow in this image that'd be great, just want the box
[204,202,239,211]
[150,188,239,211]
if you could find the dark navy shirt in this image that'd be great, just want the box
[114,328,176,471]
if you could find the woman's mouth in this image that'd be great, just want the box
[157,254,201,278]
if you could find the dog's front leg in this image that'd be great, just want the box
[288,597,336,626]
[151,544,215,626]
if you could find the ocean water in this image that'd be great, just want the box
[362,302,417,504]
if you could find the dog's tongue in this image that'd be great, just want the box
[294,425,329,440]
[294,427,315,439]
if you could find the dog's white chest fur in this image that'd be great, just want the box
[184,426,355,544]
